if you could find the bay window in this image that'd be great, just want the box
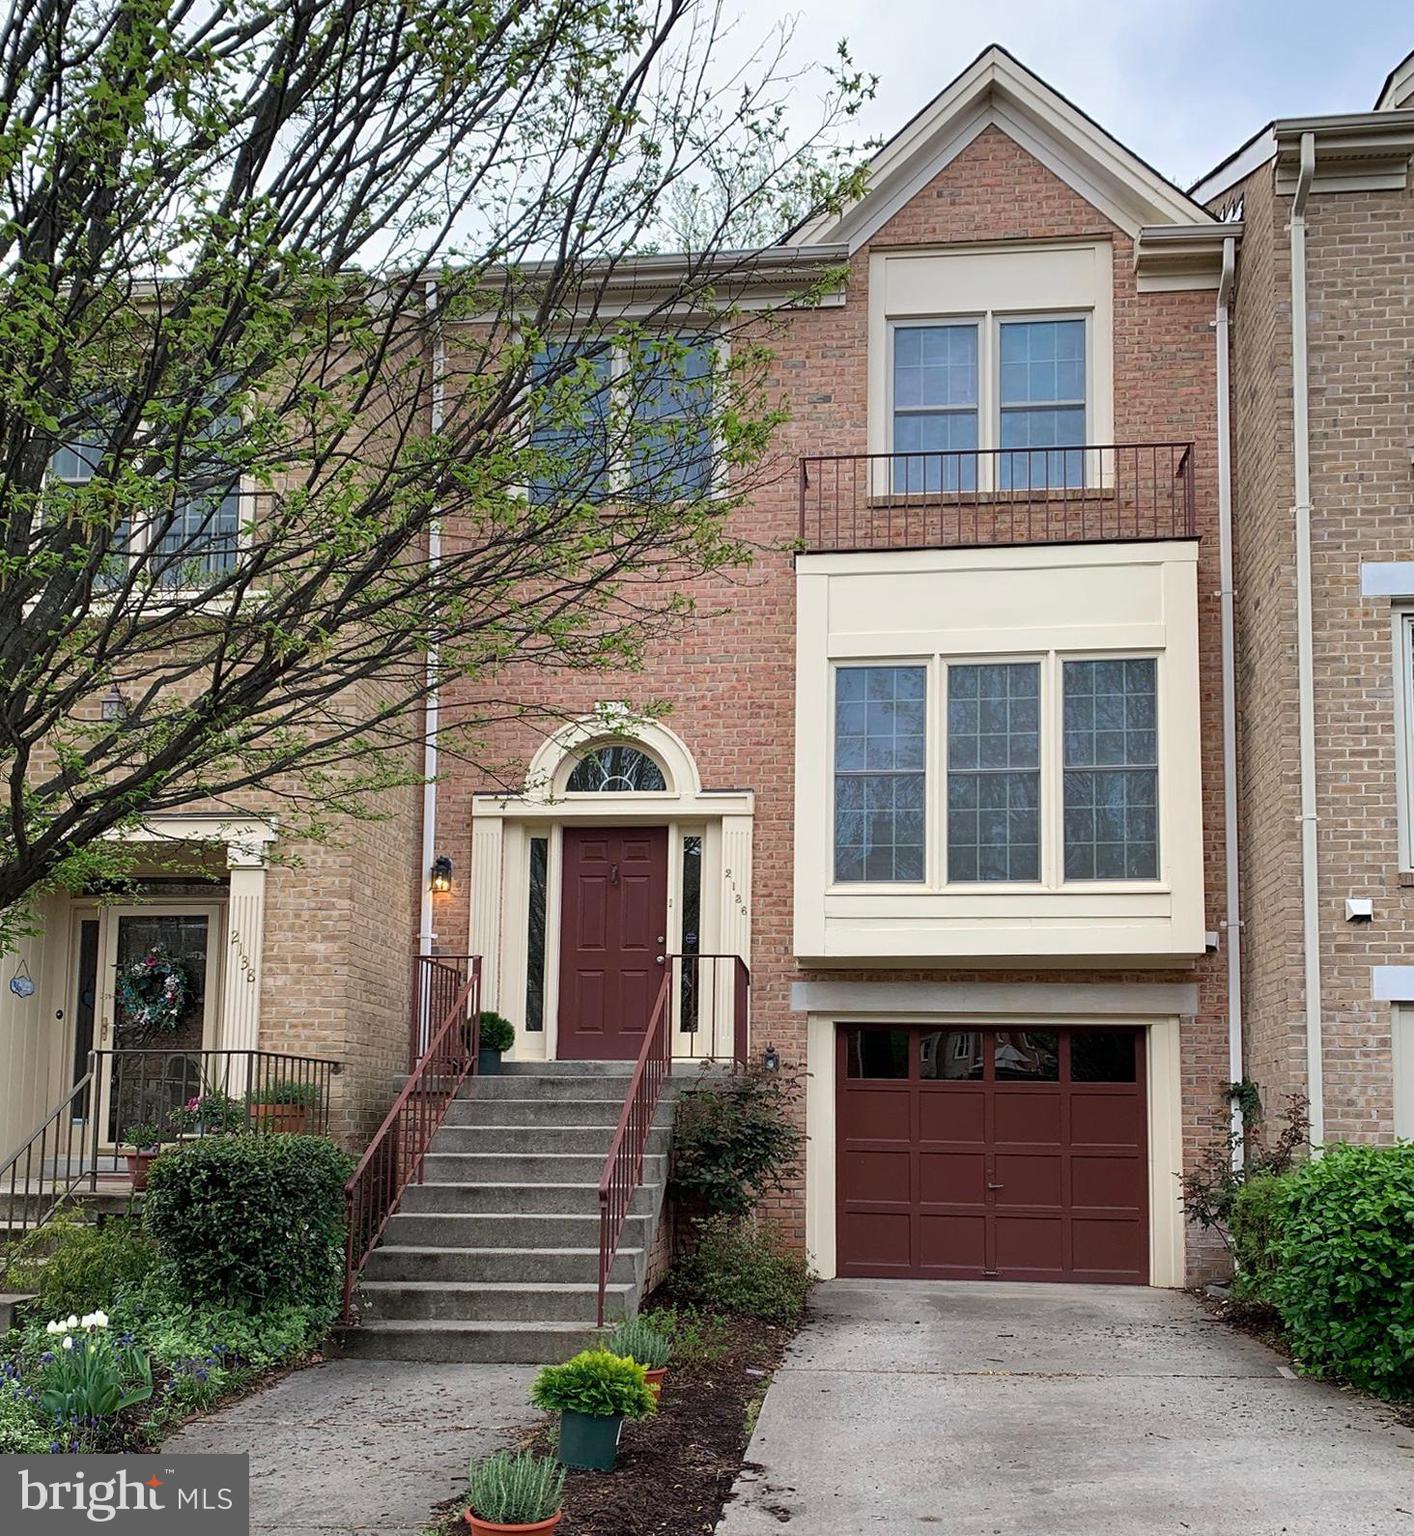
[833,665,927,883]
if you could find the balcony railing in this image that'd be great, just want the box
[798,443,1195,555]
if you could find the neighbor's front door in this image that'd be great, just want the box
[92,906,223,1148]
[558,827,669,1060]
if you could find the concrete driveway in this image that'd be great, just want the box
[717,1281,1414,1536]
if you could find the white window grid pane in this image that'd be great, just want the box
[946,662,1041,882]
[1062,658,1159,880]
[834,665,927,883]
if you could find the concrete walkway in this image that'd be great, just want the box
[717,1280,1414,1536]
[166,1359,537,1534]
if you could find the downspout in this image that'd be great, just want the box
[1214,234,1244,1156]
[417,278,445,1048]
[1290,131,1326,1145]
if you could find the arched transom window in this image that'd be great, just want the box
[564,742,668,793]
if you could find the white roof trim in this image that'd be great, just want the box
[792,45,1214,252]
[1377,47,1414,111]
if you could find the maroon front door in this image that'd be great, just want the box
[558,827,669,1060]
[836,1025,1148,1283]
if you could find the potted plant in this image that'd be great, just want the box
[169,1089,248,1138]
[464,1449,565,1535]
[246,1078,319,1134]
[606,1315,672,1400]
[122,1123,164,1192]
[475,1011,515,1076]
[530,1348,656,1472]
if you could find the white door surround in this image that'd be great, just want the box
[468,717,753,1063]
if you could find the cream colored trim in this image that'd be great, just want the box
[794,46,1212,250]
[801,1004,1189,1287]
[794,542,1205,963]
[868,242,1113,465]
[791,979,1198,1017]
[470,722,753,1062]
[1394,1005,1414,1140]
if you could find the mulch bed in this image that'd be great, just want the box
[430,1311,794,1536]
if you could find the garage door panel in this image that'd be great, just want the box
[843,1086,912,1141]
[919,1150,986,1203]
[839,1210,912,1272]
[1070,1152,1145,1210]
[1070,1092,1145,1146]
[918,1088,984,1144]
[993,1152,1063,1208]
[992,1090,1062,1144]
[842,1147,911,1202]
[838,1025,1147,1285]
[1069,1217,1147,1279]
[994,1215,1065,1273]
[918,1213,986,1273]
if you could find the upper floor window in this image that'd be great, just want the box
[833,665,926,882]
[529,335,715,505]
[891,314,1088,492]
[564,743,667,793]
[831,653,1159,886]
[1062,659,1158,880]
[49,403,241,586]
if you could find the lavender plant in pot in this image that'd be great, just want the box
[606,1315,672,1400]
[464,1450,565,1535]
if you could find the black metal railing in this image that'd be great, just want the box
[799,443,1196,554]
[0,1048,339,1254]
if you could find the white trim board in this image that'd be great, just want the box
[792,979,1199,1017]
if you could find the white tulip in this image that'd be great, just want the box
[66,1315,78,1329]
[92,1311,109,1330]
[45,1320,59,1336]
[61,1336,74,1351]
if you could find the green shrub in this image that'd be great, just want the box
[606,1315,670,1369]
[246,1079,320,1107]
[477,1011,515,1053]
[5,1211,156,1318]
[1230,1174,1288,1305]
[637,1306,729,1365]
[142,1134,352,1309]
[467,1451,565,1524]
[1263,1142,1414,1398]
[669,1065,804,1220]
[672,1218,813,1323]
[0,1386,50,1455]
[531,1349,656,1420]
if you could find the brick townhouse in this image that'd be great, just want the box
[3,43,1411,1353]
[1191,46,1414,1146]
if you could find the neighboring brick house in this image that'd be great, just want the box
[14,42,1412,1322]
[433,45,1237,1289]
[1191,46,1414,1147]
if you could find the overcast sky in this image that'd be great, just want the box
[739,0,1411,189]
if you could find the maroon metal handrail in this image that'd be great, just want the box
[673,953,752,1066]
[0,1071,101,1264]
[597,967,673,1328]
[411,953,476,1069]
[798,442,1196,553]
[342,957,482,1321]
[594,951,752,1326]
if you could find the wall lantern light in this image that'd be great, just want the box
[430,854,454,894]
[762,1044,781,1072]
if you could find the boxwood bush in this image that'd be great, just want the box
[142,1133,353,1309]
[1229,1174,1288,1306]
[1249,1143,1414,1398]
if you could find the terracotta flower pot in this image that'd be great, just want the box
[125,1150,157,1193]
[463,1512,562,1535]
[249,1101,308,1134]
[644,1367,667,1400]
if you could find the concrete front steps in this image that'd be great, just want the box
[339,1061,677,1364]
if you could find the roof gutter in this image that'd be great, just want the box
[1289,131,1325,1146]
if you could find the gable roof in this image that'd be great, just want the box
[791,44,1217,252]
[1376,46,1414,111]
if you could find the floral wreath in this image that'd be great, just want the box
[114,946,192,1041]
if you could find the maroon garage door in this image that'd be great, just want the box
[837,1025,1148,1284]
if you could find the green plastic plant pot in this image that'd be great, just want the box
[477,1046,503,1077]
[557,1409,622,1471]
